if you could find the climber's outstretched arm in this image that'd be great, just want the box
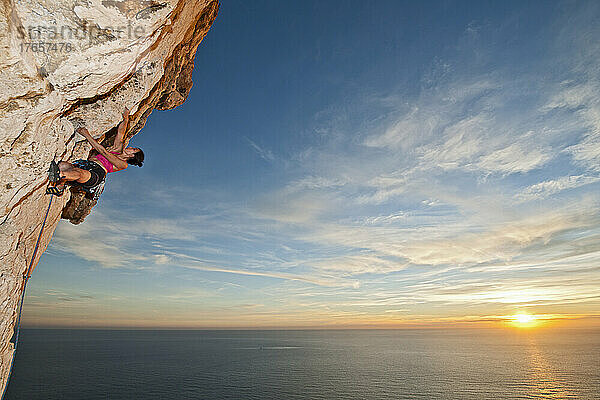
[77,127,128,170]
[112,107,130,151]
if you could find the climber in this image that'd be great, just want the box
[46,107,144,196]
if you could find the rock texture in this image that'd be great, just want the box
[0,0,219,393]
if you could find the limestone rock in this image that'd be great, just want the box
[0,0,219,393]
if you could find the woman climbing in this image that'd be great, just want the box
[46,107,144,196]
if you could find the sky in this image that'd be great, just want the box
[24,0,600,329]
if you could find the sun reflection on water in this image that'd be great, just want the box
[525,335,573,399]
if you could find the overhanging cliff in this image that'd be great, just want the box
[0,0,219,393]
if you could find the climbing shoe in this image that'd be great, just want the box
[46,185,65,197]
[48,161,60,183]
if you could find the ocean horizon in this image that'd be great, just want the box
[5,328,599,399]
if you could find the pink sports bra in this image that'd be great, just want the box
[94,151,120,173]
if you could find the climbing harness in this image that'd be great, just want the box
[1,193,55,400]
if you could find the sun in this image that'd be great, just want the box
[509,313,538,328]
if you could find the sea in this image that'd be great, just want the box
[4,328,599,399]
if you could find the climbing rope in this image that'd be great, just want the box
[1,193,55,400]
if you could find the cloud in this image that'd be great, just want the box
[153,254,171,264]
[517,175,600,201]
[51,210,200,268]
[312,253,408,275]
[476,142,551,174]
[284,176,348,193]
[52,221,135,268]
[355,173,410,205]
[299,207,599,274]
[251,190,334,224]
[542,78,600,173]
[245,137,275,162]
[567,138,600,172]
[180,261,357,288]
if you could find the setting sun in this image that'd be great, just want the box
[510,313,538,328]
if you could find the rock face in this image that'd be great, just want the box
[0,0,219,393]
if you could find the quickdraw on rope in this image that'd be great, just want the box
[1,193,55,400]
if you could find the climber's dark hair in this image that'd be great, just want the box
[127,148,144,167]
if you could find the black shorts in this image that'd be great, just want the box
[72,160,107,189]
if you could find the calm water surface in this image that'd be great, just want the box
[5,328,599,399]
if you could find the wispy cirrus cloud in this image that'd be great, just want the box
[245,137,276,162]
[517,175,600,201]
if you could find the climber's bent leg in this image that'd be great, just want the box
[57,161,91,184]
